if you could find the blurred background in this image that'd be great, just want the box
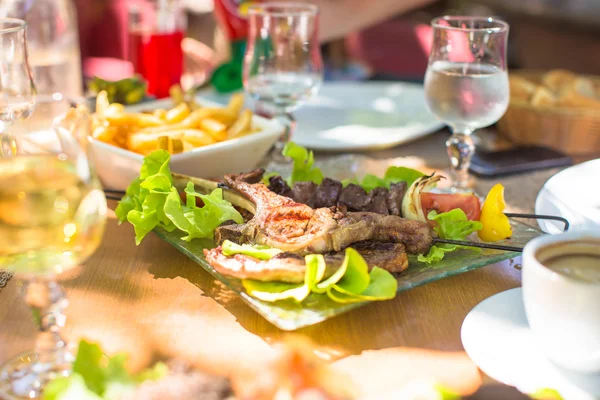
[2,0,599,97]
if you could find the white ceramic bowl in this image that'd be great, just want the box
[88,97,284,190]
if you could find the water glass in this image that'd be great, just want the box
[424,16,509,192]
[243,2,324,161]
[0,18,36,154]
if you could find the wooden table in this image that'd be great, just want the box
[0,130,586,399]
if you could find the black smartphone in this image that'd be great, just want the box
[469,146,573,177]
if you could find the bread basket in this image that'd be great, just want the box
[497,70,600,155]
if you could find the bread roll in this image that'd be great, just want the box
[542,69,578,93]
[531,86,557,107]
[509,75,538,101]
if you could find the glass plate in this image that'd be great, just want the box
[155,218,543,331]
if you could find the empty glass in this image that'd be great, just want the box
[243,2,324,162]
[0,95,107,399]
[0,18,36,156]
[424,16,509,192]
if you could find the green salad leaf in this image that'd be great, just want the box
[241,247,397,304]
[418,209,483,264]
[116,150,243,244]
[242,252,326,302]
[43,340,168,400]
[221,240,283,260]
[282,142,323,186]
[429,209,482,240]
[279,142,425,193]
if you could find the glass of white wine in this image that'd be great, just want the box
[243,2,324,164]
[0,18,36,157]
[0,94,107,399]
[424,16,509,192]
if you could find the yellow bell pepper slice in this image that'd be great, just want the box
[478,183,512,242]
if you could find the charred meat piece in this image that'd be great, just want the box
[203,241,408,283]
[367,187,389,215]
[216,173,433,255]
[268,175,293,198]
[338,183,371,211]
[339,212,432,255]
[314,178,343,208]
[387,181,407,216]
[291,181,318,208]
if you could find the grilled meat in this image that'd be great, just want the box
[216,173,432,255]
[268,175,407,216]
[204,242,408,283]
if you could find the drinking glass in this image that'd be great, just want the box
[128,0,186,98]
[243,2,324,163]
[424,16,509,192]
[0,18,36,156]
[0,94,107,399]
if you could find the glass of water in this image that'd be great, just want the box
[424,16,509,192]
[0,18,37,156]
[243,2,324,163]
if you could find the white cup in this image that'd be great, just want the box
[522,229,600,374]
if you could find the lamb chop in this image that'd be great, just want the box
[204,242,409,283]
[216,172,432,255]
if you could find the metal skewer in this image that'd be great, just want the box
[433,238,524,252]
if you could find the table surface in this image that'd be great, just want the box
[0,130,595,398]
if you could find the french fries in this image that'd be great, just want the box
[91,86,259,155]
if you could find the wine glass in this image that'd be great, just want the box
[243,2,324,165]
[424,16,509,192]
[0,18,37,156]
[0,94,107,399]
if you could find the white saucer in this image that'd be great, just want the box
[291,81,444,151]
[461,288,600,400]
[535,158,600,234]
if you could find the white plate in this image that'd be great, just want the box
[534,159,600,234]
[200,82,444,152]
[88,97,284,191]
[291,81,444,151]
[461,288,600,400]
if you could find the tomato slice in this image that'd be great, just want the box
[420,192,482,221]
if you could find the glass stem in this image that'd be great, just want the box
[21,279,69,370]
[0,125,18,158]
[446,128,475,191]
[269,112,296,163]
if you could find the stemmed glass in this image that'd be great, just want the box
[243,2,324,165]
[424,16,509,192]
[0,18,36,156]
[0,95,107,399]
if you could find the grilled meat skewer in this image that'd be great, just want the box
[204,242,409,283]
[217,172,432,255]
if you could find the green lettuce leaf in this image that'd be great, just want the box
[327,267,398,303]
[117,150,242,245]
[339,167,424,193]
[331,247,370,295]
[417,209,482,264]
[428,209,482,240]
[43,374,103,400]
[43,340,169,400]
[282,142,323,186]
[163,183,243,242]
[221,240,283,260]
[241,252,326,302]
[241,247,397,304]
[383,166,425,189]
[279,142,424,193]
